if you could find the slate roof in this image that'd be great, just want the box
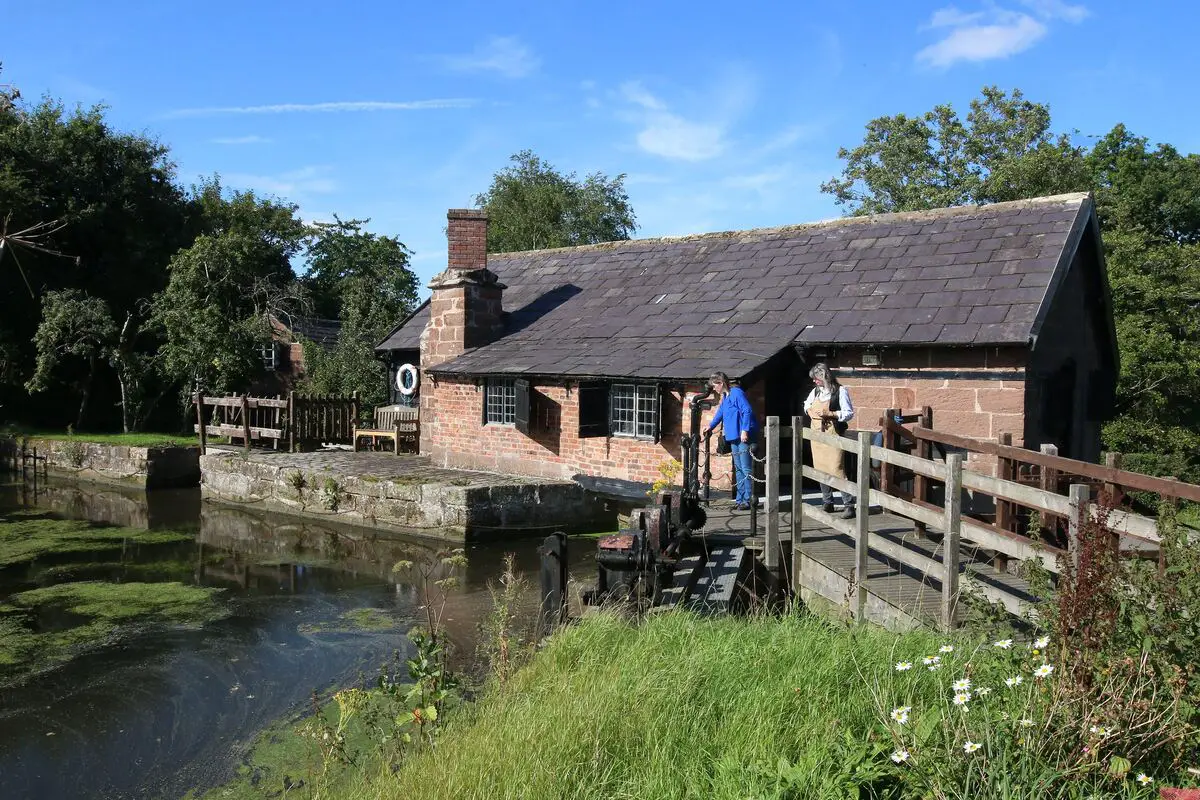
[380,193,1097,380]
[289,316,341,347]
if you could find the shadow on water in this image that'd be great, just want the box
[0,476,596,800]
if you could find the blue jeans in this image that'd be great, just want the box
[731,442,753,505]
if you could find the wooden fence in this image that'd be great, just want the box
[194,391,361,453]
[755,416,1196,630]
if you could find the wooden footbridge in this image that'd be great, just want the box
[702,415,1200,631]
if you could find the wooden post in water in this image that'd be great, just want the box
[195,393,207,455]
[1068,483,1089,573]
[791,416,804,596]
[764,416,780,576]
[853,431,872,622]
[941,453,963,631]
[240,394,251,451]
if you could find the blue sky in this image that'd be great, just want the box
[5,0,1197,294]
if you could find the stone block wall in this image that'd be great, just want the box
[19,438,201,489]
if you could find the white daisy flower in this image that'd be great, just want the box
[952,692,971,706]
[1136,773,1153,786]
[1004,676,1024,687]
[975,687,992,696]
[1033,664,1055,679]
[1019,718,1035,728]
[890,706,911,725]
[927,663,941,672]
[963,741,981,753]
[922,655,940,665]
[895,661,913,672]
[1033,635,1050,649]
[939,644,955,653]
[890,749,910,763]
[993,639,1013,649]
[952,678,972,692]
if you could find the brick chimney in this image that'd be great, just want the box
[420,209,506,369]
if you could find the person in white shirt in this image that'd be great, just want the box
[802,363,857,519]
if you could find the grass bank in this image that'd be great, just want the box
[8,429,200,447]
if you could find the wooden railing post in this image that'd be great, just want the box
[880,408,896,496]
[765,416,780,575]
[914,406,932,537]
[1037,443,1057,535]
[287,391,296,453]
[994,432,1014,573]
[853,431,872,622]
[942,453,963,631]
[1067,483,1089,573]
[1103,452,1123,554]
[195,393,207,455]
[240,394,251,451]
[791,416,804,596]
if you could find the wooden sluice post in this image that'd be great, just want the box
[195,393,207,455]
[240,394,251,451]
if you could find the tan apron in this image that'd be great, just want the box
[808,394,845,480]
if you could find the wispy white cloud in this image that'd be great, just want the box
[210,135,272,145]
[222,166,337,198]
[165,99,476,118]
[916,2,1087,68]
[439,36,539,78]
[617,75,751,162]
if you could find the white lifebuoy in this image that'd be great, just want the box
[396,363,419,396]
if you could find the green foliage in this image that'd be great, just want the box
[148,181,309,400]
[320,476,343,511]
[297,217,419,408]
[820,86,1091,215]
[475,149,637,253]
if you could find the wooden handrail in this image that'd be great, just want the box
[912,426,1200,504]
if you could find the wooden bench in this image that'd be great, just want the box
[353,405,419,454]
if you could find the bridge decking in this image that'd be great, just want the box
[702,494,1039,629]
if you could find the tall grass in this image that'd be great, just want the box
[346,611,946,800]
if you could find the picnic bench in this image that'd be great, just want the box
[353,404,419,454]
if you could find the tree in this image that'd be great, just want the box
[25,290,117,428]
[0,88,189,428]
[299,218,419,407]
[820,86,1091,216]
[824,88,1200,482]
[149,183,308,400]
[475,150,637,253]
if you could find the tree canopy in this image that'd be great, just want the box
[824,87,1200,482]
[475,150,637,253]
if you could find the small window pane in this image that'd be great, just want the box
[636,385,657,438]
[611,384,636,436]
[486,379,516,425]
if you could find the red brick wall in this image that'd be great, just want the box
[422,376,751,488]
[830,346,1027,476]
[447,209,487,271]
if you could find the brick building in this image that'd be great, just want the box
[250,315,341,395]
[376,194,1116,490]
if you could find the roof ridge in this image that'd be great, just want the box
[488,192,1092,260]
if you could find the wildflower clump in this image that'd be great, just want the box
[868,634,1170,797]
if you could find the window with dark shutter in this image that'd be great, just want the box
[577,381,608,438]
[514,379,530,435]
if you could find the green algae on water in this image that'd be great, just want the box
[0,580,228,686]
[299,606,400,635]
[0,511,191,568]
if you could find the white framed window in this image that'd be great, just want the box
[259,343,277,371]
[484,378,517,425]
[610,384,658,439]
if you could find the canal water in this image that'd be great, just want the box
[0,478,596,799]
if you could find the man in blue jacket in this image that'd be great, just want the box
[701,371,760,510]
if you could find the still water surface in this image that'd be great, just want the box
[0,478,594,800]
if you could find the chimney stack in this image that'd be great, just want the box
[420,209,505,370]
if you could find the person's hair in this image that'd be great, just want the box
[709,371,729,390]
[808,362,839,390]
